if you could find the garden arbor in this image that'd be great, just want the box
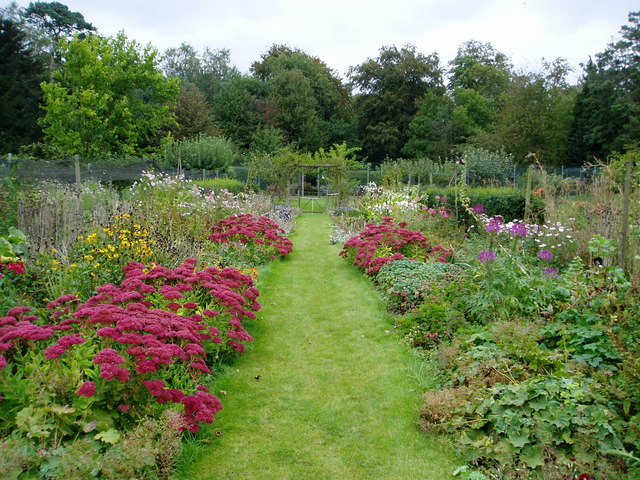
[294,162,341,212]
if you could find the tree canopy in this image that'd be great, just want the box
[39,32,179,159]
[0,17,45,152]
[349,44,444,163]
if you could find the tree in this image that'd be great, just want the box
[449,40,511,106]
[348,44,444,163]
[267,68,326,151]
[40,32,180,159]
[212,75,268,149]
[25,1,94,82]
[477,59,576,165]
[162,43,239,103]
[0,18,46,152]
[171,83,217,140]
[249,147,308,201]
[251,44,354,152]
[402,91,454,159]
[569,11,640,164]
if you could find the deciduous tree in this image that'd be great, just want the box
[349,44,443,163]
[40,32,179,159]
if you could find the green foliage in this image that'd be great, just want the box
[376,259,453,313]
[569,12,640,164]
[477,59,577,165]
[170,83,217,140]
[464,147,515,181]
[252,44,354,150]
[312,142,361,203]
[448,40,511,107]
[39,31,180,159]
[248,147,306,199]
[162,42,239,104]
[607,144,640,187]
[211,75,266,149]
[0,18,45,153]
[194,177,245,194]
[423,186,545,224]
[402,90,455,159]
[162,134,238,172]
[349,44,444,163]
[0,226,27,261]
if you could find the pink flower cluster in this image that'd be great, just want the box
[339,217,453,274]
[0,258,261,432]
[209,214,293,259]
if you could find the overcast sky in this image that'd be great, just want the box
[23,0,639,82]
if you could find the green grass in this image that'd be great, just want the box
[174,214,457,479]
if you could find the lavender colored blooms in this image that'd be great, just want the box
[510,222,528,237]
[544,267,559,278]
[478,249,496,262]
[538,249,554,260]
[485,216,503,233]
[472,204,485,214]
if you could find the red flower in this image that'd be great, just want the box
[577,475,592,480]
[5,262,25,274]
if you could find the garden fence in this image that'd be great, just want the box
[0,155,599,192]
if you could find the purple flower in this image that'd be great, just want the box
[543,267,559,278]
[538,249,553,260]
[472,204,485,214]
[509,222,528,237]
[485,216,503,233]
[478,250,496,262]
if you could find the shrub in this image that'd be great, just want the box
[339,217,452,275]
[162,134,238,172]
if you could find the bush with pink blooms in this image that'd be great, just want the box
[208,213,293,266]
[0,258,260,477]
[339,217,452,275]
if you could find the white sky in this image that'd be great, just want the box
[14,0,639,82]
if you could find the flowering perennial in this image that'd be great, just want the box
[209,213,293,261]
[339,217,452,275]
[0,257,261,433]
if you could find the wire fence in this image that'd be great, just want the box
[0,156,601,191]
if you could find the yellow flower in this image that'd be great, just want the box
[84,255,94,261]
[52,259,60,265]
[113,253,120,259]
[133,224,141,229]
[94,263,101,268]
[70,263,77,268]
[107,244,116,252]
[50,248,58,254]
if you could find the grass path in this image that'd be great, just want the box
[176,214,457,479]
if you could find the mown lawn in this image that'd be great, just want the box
[175,214,457,479]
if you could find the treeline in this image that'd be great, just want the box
[1,2,639,167]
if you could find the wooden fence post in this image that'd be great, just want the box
[74,154,81,189]
[619,161,632,270]
[524,165,533,221]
